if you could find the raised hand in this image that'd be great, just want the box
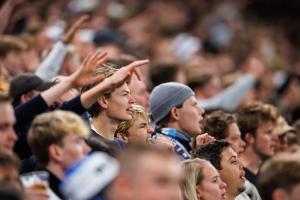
[70,50,108,88]
[61,15,89,44]
[195,133,215,149]
[105,59,149,89]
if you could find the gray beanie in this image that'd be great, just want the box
[149,82,195,124]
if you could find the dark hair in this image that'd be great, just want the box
[203,111,236,139]
[150,61,183,88]
[236,101,279,140]
[193,140,231,170]
[258,153,300,200]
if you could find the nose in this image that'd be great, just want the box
[198,105,205,115]
[128,94,135,105]
[8,127,17,142]
[220,180,227,190]
[239,138,246,149]
[147,125,154,134]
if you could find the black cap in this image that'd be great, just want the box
[9,73,55,107]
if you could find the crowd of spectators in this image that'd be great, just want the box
[1,0,300,199]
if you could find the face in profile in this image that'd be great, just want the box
[106,83,135,122]
[219,147,246,198]
[196,161,227,200]
[226,123,245,155]
[176,96,204,136]
[254,121,277,159]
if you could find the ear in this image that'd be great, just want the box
[48,144,63,162]
[115,132,129,143]
[244,132,254,145]
[272,188,289,200]
[98,96,108,109]
[196,186,202,200]
[170,107,180,121]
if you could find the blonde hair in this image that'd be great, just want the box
[181,158,208,200]
[115,104,149,136]
[28,110,90,166]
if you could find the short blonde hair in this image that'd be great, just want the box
[28,111,90,166]
[115,104,148,136]
[181,158,207,200]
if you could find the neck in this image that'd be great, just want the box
[46,162,64,180]
[92,113,120,141]
[240,146,262,174]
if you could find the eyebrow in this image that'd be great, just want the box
[229,156,237,161]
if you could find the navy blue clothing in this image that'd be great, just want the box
[14,95,86,160]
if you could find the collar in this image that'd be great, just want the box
[156,128,192,151]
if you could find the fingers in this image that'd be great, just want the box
[84,50,108,70]
[72,15,89,30]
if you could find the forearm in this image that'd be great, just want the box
[198,74,256,111]
[41,77,73,106]
[80,78,112,109]
[35,41,68,80]
[0,1,14,33]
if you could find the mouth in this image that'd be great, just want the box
[221,192,226,199]
[239,172,246,182]
[126,107,134,115]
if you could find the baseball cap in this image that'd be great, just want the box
[9,73,55,107]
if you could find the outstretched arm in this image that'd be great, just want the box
[41,50,108,106]
[80,59,149,109]
[35,15,89,80]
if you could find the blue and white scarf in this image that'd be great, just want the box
[153,128,192,160]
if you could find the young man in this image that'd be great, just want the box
[0,94,17,152]
[236,101,279,185]
[149,82,205,159]
[83,60,149,150]
[194,140,248,200]
[258,153,300,200]
[202,111,261,200]
[27,110,91,199]
[203,110,246,155]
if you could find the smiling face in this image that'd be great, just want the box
[106,83,135,122]
[254,121,277,159]
[197,161,227,200]
[219,147,246,198]
[176,96,204,136]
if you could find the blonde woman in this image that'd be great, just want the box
[181,158,226,200]
[115,104,153,144]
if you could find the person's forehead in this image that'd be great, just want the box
[0,103,15,121]
[221,147,237,160]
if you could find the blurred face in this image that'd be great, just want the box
[287,184,300,200]
[59,134,91,170]
[226,123,246,155]
[129,77,150,111]
[197,161,227,200]
[176,96,204,136]
[254,121,277,159]
[219,147,245,198]
[0,102,17,151]
[0,166,21,190]
[127,115,153,144]
[106,83,135,122]
[130,154,182,200]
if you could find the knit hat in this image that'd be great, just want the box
[149,82,195,124]
[61,152,119,200]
